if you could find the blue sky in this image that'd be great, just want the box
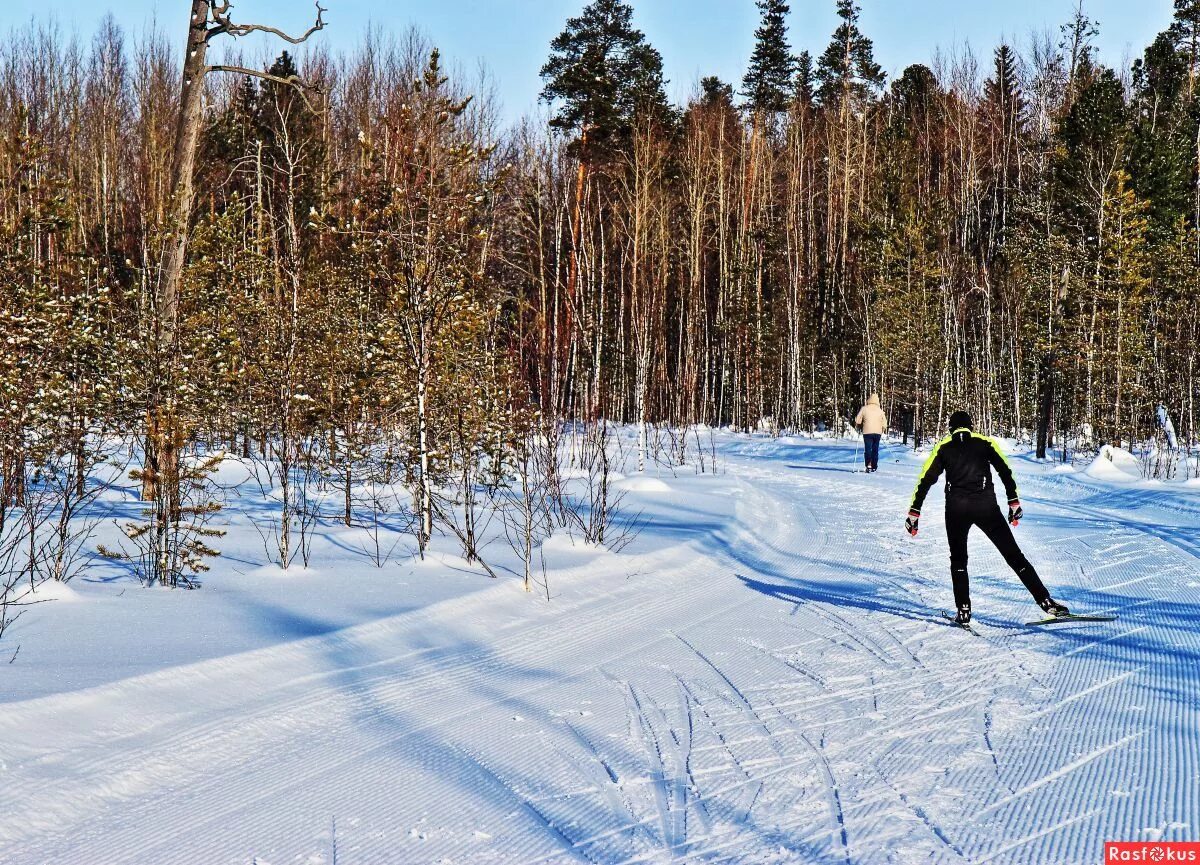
[0,0,1175,120]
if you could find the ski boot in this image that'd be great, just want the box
[954,604,972,625]
[1039,597,1070,618]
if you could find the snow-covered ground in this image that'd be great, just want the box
[2,434,1198,864]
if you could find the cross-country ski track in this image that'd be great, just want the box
[1,435,1197,864]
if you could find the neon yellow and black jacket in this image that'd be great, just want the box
[909,428,1019,513]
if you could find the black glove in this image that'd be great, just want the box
[1008,499,1023,526]
[905,508,920,536]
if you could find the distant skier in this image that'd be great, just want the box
[854,393,887,473]
[904,410,1069,625]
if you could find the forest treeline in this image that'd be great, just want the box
[1,0,1198,590]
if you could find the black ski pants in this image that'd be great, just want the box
[945,493,1050,609]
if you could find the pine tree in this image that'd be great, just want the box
[700,75,734,108]
[815,0,885,106]
[1170,0,1200,92]
[1060,2,1099,107]
[1130,31,1194,234]
[742,0,797,112]
[880,63,938,207]
[984,45,1026,123]
[795,50,815,106]
[889,63,938,118]
[203,77,260,202]
[1099,171,1152,439]
[539,0,671,159]
[982,45,1028,250]
[687,75,740,146]
[1056,65,1128,239]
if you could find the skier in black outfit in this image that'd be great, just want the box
[905,410,1069,625]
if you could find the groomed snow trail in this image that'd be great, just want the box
[1,437,1196,864]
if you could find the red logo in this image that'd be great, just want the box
[1107,843,1200,863]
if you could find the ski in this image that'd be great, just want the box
[940,611,981,636]
[1024,613,1118,627]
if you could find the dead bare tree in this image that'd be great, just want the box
[141,0,326,587]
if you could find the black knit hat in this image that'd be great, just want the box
[948,410,973,430]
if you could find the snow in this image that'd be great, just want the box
[612,475,671,492]
[23,578,82,603]
[991,436,1023,455]
[1,434,1199,863]
[1086,445,1143,482]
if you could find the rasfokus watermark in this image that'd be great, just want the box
[1106,843,1200,862]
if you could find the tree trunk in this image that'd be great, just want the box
[142,0,211,503]
[1036,353,1054,460]
[416,345,433,553]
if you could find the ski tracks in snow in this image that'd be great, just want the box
[0,438,1197,863]
[703,441,1199,863]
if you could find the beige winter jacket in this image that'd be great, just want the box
[855,394,887,435]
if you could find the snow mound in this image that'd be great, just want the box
[613,476,671,493]
[538,533,614,575]
[27,579,82,603]
[1085,445,1142,482]
[1051,464,1078,474]
[208,456,255,487]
